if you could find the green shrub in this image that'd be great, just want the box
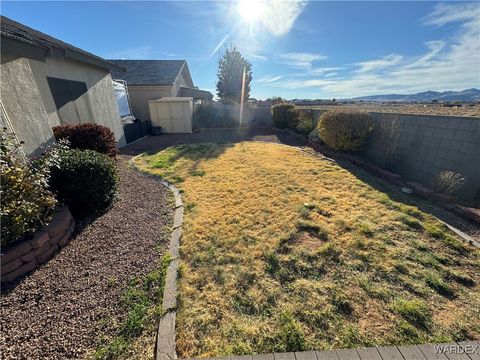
[317,110,374,151]
[49,149,119,217]
[286,108,300,130]
[193,103,236,129]
[272,104,295,129]
[0,128,57,245]
[296,110,317,135]
[53,123,117,157]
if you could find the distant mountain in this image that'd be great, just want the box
[351,88,480,102]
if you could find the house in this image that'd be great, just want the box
[109,60,213,122]
[0,16,126,155]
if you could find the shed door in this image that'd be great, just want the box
[170,102,188,132]
[149,99,192,133]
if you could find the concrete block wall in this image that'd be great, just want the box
[361,113,480,203]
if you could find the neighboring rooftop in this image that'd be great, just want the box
[0,16,123,71]
[109,60,189,86]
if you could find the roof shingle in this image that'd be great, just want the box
[0,16,123,71]
[108,60,187,86]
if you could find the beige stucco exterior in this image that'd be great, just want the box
[125,62,195,121]
[29,57,125,146]
[0,54,126,155]
[127,85,173,121]
[0,55,55,155]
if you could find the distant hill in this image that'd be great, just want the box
[351,88,480,102]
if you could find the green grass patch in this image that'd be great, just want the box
[391,298,432,329]
[425,274,455,298]
[94,255,171,360]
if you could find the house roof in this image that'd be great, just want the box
[108,60,188,86]
[0,16,124,72]
[179,86,213,101]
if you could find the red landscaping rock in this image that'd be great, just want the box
[1,241,32,265]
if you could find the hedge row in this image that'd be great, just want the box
[272,105,374,152]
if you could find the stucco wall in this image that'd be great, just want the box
[0,55,55,155]
[171,65,194,97]
[29,57,126,147]
[128,85,173,121]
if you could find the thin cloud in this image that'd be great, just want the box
[277,52,328,70]
[162,52,183,58]
[248,53,269,61]
[269,3,480,98]
[355,54,403,73]
[423,2,480,27]
[310,67,342,75]
[257,75,283,83]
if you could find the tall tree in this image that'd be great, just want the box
[216,45,252,104]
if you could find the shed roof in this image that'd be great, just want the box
[108,60,190,86]
[0,16,124,71]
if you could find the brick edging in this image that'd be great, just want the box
[1,206,76,283]
[129,156,183,360]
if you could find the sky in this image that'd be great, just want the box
[2,1,480,100]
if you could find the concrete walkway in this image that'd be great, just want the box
[191,341,480,360]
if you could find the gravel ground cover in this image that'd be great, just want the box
[1,156,173,359]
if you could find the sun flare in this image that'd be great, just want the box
[237,0,267,23]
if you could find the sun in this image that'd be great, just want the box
[237,0,267,23]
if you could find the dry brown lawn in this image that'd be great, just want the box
[135,142,480,357]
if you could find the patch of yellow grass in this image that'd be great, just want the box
[135,142,480,357]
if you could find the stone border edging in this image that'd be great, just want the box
[129,156,183,360]
[1,205,75,283]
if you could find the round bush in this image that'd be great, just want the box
[296,110,316,135]
[317,110,374,151]
[49,149,119,217]
[272,104,295,129]
[53,123,117,157]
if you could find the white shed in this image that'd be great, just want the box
[148,97,193,133]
